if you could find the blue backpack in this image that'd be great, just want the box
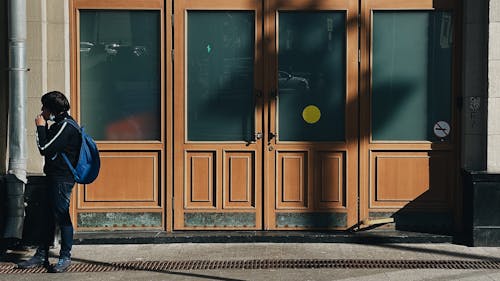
[61,119,100,184]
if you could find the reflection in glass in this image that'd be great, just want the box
[80,10,161,141]
[187,12,255,141]
[372,11,453,141]
[278,12,346,141]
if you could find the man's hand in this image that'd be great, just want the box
[35,114,46,126]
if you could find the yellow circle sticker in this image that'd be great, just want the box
[302,105,321,124]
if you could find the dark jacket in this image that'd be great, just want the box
[36,112,81,181]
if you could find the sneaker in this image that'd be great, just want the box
[17,252,49,269]
[49,257,71,273]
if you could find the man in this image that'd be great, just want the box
[17,91,81,273]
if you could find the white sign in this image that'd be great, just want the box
[433,121,451,138]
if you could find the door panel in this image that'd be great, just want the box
[277,12,346,142]
[371,11,453,141]
[187,11,256,142]
[79,10,162,141]
[80,151,159,206]
[185,152,216,209]
[316,151,345,209]
[276,151,308,209]
[174,0,263,230]
[360,0,458,231]
[224,152,256,209]
[265,0,359,230]
[369,151,450,208]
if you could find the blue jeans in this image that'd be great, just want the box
[40,178,75,258]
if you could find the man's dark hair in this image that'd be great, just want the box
[41,91,70,113]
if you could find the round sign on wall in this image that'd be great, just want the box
[433,121,451,138]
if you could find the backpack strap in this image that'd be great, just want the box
[62,118,82,133]
[60,118,82,172]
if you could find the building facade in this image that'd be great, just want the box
[0,0,497,236]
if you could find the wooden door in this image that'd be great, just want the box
[264,0,359,230]
[70,0,168,231]
[173,0,264,229]
[359,0,459,231]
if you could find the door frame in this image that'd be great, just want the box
[69,0,462,232]
[263,0,359,230]
[173,0,264,230]
[69,0,170,231]
[359,0,461,229]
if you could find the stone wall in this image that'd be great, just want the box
[26,0,69,173]
[489,0,500,172]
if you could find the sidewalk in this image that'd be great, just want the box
[1,242,500,280]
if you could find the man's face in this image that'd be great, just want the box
[41,105,51,120]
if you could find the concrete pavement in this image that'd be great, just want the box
[1,242,500,280]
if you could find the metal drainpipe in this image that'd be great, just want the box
[4,0,28,240]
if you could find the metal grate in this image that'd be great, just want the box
[1,259,500,274]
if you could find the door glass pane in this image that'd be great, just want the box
[278,12,346,141]
[187,11,255,141]
[372,11,453,141]
[80,10,161,141]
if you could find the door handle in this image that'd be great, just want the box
[246,132,262,146]
[247,89,263,146]
[270,90,277,98]
[255,90,263,98]
[268,132,276,142]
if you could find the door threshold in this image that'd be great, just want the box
[74,230,455,245]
